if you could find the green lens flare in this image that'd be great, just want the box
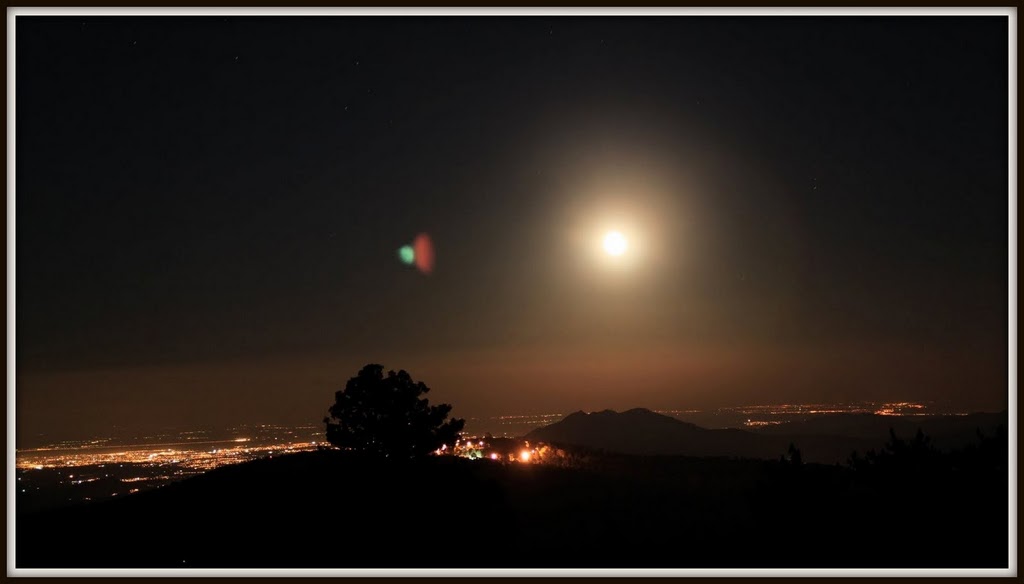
[398,245,415,265]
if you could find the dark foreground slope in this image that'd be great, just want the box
[17,448,1007,569]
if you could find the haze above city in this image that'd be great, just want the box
[15,15,1009,444]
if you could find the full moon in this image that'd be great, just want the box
[603,231,628,256]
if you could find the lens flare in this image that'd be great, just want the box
[397,233,435,275]
[413,233,435,274]
[398,245,415,265]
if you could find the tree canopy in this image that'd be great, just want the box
[323,364,465,458]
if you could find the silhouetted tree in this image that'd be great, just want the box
[786,442,803,466]
[323,364,465,459]
[949,425,1007,472]
[848,427,941,473]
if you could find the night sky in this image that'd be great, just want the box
[15,15,1009,442]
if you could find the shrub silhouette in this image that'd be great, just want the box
[783,442,803,466]
[848,427,942,473]
[323,364,465,458]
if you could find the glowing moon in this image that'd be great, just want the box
[603,231,628,256]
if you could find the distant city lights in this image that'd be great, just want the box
[16,402,962,508]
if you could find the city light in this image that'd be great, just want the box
[16,440,321,471]
[16,403,961,508]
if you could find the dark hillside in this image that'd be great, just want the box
[17,451,514,568]
[525,409,1007,465]
[525,408,783,458]
[16,444,1007,569]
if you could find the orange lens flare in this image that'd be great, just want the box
[413,233,435,275]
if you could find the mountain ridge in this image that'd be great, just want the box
[525,408,1007,464]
